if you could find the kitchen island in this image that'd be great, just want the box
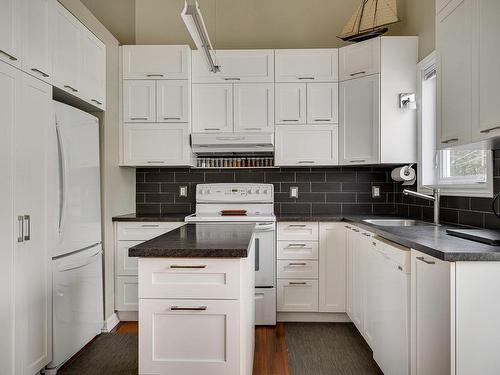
[129,223,256,375]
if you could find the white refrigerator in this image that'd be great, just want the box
[46,101,104,373]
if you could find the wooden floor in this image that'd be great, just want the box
[113,321,290,375]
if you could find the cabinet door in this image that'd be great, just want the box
[349,229,363,331]
[192,49,274,83]
[123,123,191,166]
[275,49,338,82]
[0,0,22,67]
[192,84,233,133]
[156,80,189,123]
[436,0,473,148]
[14,74,52,374]
[319,223,346,313]
[233,83,274,132]
[275,125,338,166]
[115,276,138,311]
[277,279,319,312]
[307,83,339,124]
[410,250,451,375]
[123,80,155,122]
[139,299,240,375]
[122,45,190,79]
[80,29,106,109]
[23,0,52,83]
[339,37,380,81]
[339,75,380,165]
[116,241,142,276]
[275,83,306,124]
[345,226,355,320]
[52,2,81,95]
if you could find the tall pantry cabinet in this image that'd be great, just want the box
[0,60,52,375]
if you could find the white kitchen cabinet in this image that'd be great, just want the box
[122,45,190,80]
[307,83,339,124]
[116,241,141,276]
[277,279,319,312]
[0,0,22,67]
[410,250,451,375]
[277,241,319,260]
[277,260,318,279]
[339,37,380,81]
[116,276,139,311]
[233,83,274,132]
[277,222,319,241]
[339,74,380,165]
[275,125,338,166]
[122,123,192,166]
[275,49,338,82]
[192,83,233,133]
[192,49,274,83]
[123,80,156,122]
[156,80,189,123]
[319,223,346,313]
[80,28,106,109]
[275,83,306,124]
[22,0,53,83]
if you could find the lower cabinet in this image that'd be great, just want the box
[121,123,193,166]
[116,276,139,311]
[275,125,339,166]
[277,279,319,312]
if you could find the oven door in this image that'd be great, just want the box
[254,223,275,288]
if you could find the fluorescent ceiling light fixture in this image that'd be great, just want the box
[181,1,220,73]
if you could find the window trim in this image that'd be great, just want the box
[417,52,494,198]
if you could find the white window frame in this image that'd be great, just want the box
[417,52,493,198]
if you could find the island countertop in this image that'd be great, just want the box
[129,223,256,258]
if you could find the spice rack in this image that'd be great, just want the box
[195,156,276,169]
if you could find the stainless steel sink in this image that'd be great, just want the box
[362,219,434,227]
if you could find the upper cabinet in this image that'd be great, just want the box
[192,84,233,133]
[192,49,274,83]
[339,38,380,81]
[122,45,190,80]
[80,30,106,108]
[156,80,190,123]
[123,80,156,123]
[233,83,274,132]
[275,49,338,82]
[275,83,307,125]
[0,0,22,67]
[307,83,339,124]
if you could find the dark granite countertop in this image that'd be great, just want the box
[129,223,255,258]
[278,215,500,262]
[112,213,189,222]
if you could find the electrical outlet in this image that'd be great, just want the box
[290,186,299,199]
[372,186,381,198]
[179,185,188,198]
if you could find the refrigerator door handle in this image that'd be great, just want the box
[55,124,68,236]
[58,249,103,272]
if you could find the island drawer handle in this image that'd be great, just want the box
[141,224,159,227]
[171,306,207,311]
[170,265,207,269]
[350,71,366,77]
[289,282,307,285]
[298,77,315,80]
[287,244,307,248]
[288,262,307,266]
[288,224,307,228]
[416,256,435,265]
[362,232,371,237]
[147,74,164,77]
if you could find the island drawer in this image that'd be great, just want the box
[277,260,319,279]
[138,258,241,299]
[277,222,319,241]
[277,241,319,259]
[116,222,184,241]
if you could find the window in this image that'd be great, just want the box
[417,52,493,197]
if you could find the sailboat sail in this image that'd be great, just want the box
[338,0,399,42]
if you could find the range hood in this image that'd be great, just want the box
[191,133,274,154]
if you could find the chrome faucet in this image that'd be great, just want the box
[402,188,441,225]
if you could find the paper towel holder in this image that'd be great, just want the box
[399,93,416,109]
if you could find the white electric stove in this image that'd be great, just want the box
[185,183,276,325]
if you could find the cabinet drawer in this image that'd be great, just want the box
[277,241,319,260]
[277,222,319,240]
[138,258,240,299]
[275,49,338,82]
[277,260,318,279]
[139,298,239,375]
[116,276,138,311]
[277,279,319,312]
[116,222,184,241]
[339,38,380,81]
[116,241,141,276]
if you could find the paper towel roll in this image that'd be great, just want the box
[391,166,416,185]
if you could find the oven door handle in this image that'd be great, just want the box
[255,223,275,231]
[255,237,260,271]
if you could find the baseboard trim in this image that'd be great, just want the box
[277,312,351,323]
[117,310,138,322]
[101,313,120,332]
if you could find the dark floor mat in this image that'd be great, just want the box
[58,333,138,375]
[285,322,383,375]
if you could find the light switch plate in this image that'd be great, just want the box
[372,186,381,198]
[179,185,188,197]
[290,186,299,199]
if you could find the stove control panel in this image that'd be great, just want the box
[196,184,274,202]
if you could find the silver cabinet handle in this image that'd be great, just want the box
[147,74,164,77]
[372,241,377,246]
[416,256,435,265]
[170,306,207,311]
[170,265,207,269]
[141,224,160,227]
[344,225,352,229]
[480,126,500,134]
[146,161,165,164]
[204,128,221,131]
[314,119,331,122]
[349,159,366,163]
[298,160,315,164]
[24,215,31,241]
[130,117,148,120]
[287,244,307,248]
[255,238,260,271]
[64,85,78,92]
[288,224,307,228]
[362,232,371,237]
[91,99,103,105]
[31,68,49,78]
[288,262,307,266]
[17,216,24,243]
[0,49,17,61]
[289,282,307,285]
[164,117,181,120]
[282,119,299,122]
[224,77,241,81]
[350,71,366,77]
[441,138,459,144]
[352,228,360,232]
[297,77,315,80]
[244,128,261,130]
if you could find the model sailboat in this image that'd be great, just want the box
[338,0,399,42]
